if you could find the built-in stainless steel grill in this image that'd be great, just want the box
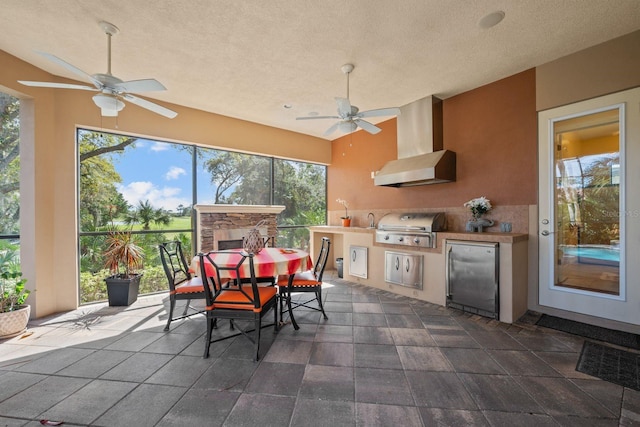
[375,212,446,248]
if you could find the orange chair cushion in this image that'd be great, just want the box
[277,270,320,287]
[207,285,277,312]
[172,277,204,295]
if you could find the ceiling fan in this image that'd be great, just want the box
[297,63,400,136]
[18,21,177,119]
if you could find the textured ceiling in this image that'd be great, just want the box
[2,0,640,139]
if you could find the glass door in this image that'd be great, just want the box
[538,87,640,324]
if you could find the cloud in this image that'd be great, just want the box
[117,181,190,212]
[150,142,169,152]
[166,166,186,180]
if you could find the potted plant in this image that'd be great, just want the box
[337,198,351,227]
[0,250,31,338]
[103,225,144,306]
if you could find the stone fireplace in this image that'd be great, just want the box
[195,205,285,253]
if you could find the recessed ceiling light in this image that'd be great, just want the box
[479,11,505,29]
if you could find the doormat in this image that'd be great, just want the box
[536,314,640,350]
[576,341,639,391]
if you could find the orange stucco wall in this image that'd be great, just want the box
[328,69,537,213]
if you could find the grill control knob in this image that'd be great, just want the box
[398,237,404,242]
[413,237,420,244]
[383,235,389,241]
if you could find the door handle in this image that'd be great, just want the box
[541,230,550,236]
[405,258,410,272]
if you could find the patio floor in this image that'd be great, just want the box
[1,272,639,426]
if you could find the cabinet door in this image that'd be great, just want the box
[402,254,423,290]
[385,252,403,284]
[349,246,368,278]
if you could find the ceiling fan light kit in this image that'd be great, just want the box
[296,63,400,137]
[93,93,125,116]
[18,21,177,119]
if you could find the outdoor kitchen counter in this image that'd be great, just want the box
[309,226,529,324]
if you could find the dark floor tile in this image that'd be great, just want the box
[0,375,90,418]
[291,398,355,427]
[466,330,526,350]
[141,331,201,354]
[458,373,543,413]
[419,407,490,426]
[299,364,355,401]
[514,376,618,418]
[145,355,214,387]
[385,313,424,328]
[571,378,623,417]
[13,347,94,375]
[356,402,422,426]
[104,331,163,352]
[352,303,384,314]
[482,410,558,427]
[354,343,401,369]
[0,371,46,402]
[397,346,452,371]
[314,325,353,343]
[100,352,173,382]
[351,294,380,303]
[245,361,305,396]
[156,389,240,427]
[421,315,462,329]
[511,334,575,352]
[263,338,312,364]
[407,371,477,410]
[487,349,560,376]
[56,349,133,378]
[381,303,415,314]
[553,415,620,426]
[352,313,388,327]
[93,383,187,427]
[225,393,296,426]
[323,312,353,326]
[353,326,394,344]
[192,358,258,391]
[535,351,595,379]
[441,348,505,374]
[309,342,354,367]
[390,327,435,346]
[324,292,354,303]
[38,379,139,425]
[430,329,480,348]
[322,302,353,313]
[355,367,413,405]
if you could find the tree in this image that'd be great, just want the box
[204,151,270,204]
[124,200,172,230]
[0,93,20,234]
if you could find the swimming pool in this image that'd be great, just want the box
[561,245,620,266]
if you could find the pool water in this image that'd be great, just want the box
[562,245,620,263]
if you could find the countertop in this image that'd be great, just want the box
[309,226,528,244]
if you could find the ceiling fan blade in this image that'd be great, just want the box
[114,79,167,93]
[335,97,352,118]
[296,115,340,121]
[323,121,341,136]
[17,81,97,91]
[122,94,177,119]
[358,107,401,118]
[36,51,102,88]
[354,119,381,134]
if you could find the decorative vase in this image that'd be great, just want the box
[341,218,351,227]
[243,220,266,254]
[0,305,30,339]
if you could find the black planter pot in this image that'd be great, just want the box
[105,274,141,306]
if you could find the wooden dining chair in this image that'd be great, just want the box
[158,241,205,331]
[277,237,331,330]
[199,251,279,361]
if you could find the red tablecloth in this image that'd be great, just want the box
[193,247,312,279]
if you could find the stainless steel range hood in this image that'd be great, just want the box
[374,96,456,187]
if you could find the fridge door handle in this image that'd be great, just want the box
[445,245,452,297]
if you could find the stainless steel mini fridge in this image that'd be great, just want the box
[445,240,499,319]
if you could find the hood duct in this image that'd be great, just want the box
[374,96,456,187]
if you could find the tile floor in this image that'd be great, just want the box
[1,273,639,426]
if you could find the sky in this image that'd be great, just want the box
[111,139,217,212]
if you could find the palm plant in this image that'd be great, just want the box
[124,200,171,230]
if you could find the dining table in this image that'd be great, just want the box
[192,247,313,327]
